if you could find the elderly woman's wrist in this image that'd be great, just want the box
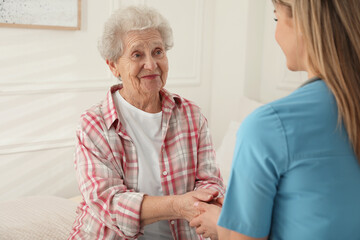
[170,195,182,218]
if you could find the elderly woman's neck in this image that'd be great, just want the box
[119,89,162,113]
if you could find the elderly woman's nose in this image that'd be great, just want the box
[143,55,157,70]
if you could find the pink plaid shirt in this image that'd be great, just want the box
[69,85,225,240]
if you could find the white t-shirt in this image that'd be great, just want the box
[113,91,173,240]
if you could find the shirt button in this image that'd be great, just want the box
[162,171,168,176]
[170,220,175,225]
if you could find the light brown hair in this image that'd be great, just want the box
[273,0,360,163]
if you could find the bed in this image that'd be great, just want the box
[0,195,80,240]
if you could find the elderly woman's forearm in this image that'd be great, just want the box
[140,195,178,227]
[140,189,218,227]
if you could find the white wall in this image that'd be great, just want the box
[0,0,307,201]
[210,0,251,147]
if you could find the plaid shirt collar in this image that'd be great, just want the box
[101,84,182,132]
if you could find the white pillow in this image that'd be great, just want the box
[216,121,242,184]
[0,196,78,240]
[216,96,263,184]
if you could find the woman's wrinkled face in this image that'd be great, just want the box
[274,3,306,71]
[108,29,168,96]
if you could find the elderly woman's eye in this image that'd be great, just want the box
[132,52,141,58]
[155,49,163,55]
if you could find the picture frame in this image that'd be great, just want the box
[0,0,81,30]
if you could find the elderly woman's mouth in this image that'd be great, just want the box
[141,74,160,80]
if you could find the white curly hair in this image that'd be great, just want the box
[98,5,174,62]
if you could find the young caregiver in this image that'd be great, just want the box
[190,0,360,239]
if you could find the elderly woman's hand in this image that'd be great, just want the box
[172,189,219,222]
[189,200,223,240]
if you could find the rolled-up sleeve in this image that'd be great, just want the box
[194,113,226,196]
[75,116,144,239]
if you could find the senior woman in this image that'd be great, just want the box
[68,5,225,240]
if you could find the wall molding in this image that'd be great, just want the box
[0,75,204,96]
[167,0,204,86]
[0,78,115,96]
[0,138,75,155]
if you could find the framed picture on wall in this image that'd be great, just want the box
[0,0,81,30]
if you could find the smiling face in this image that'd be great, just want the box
[108,28,168,98]
[274,3,307,72]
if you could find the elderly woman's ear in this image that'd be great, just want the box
[106,59,121,78]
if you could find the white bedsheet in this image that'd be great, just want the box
[0,196,78,240]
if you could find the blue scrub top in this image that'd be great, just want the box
[218,79,360,239]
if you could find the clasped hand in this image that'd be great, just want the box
[190,197,224,240]
[173,189,223,239]
[173,189,219,221]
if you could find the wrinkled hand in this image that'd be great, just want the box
[208,196,224,207]
[216,197,224,206]
[173,189,219,222]
[190,200,223,240]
